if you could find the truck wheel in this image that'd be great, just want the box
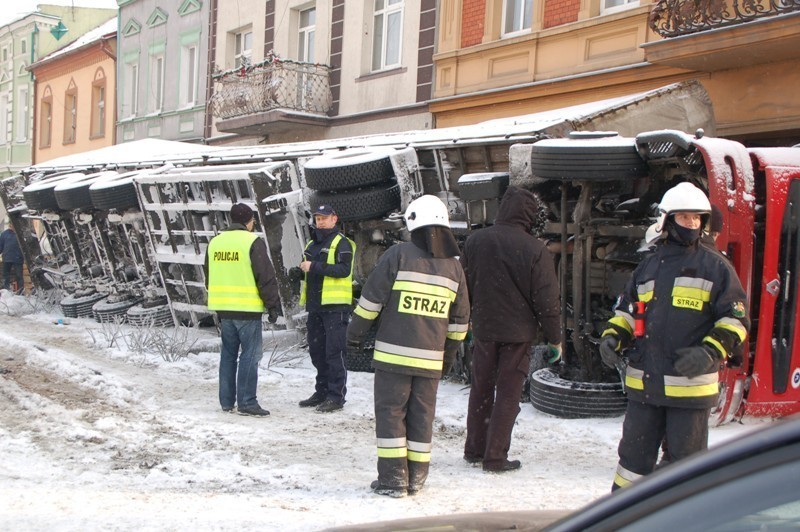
[90,179,139,210]
[309,183,401,222]
[531,139,647,181]
[127,303,175,327]
[304,148,395,191]
[55,171,119,211]
[529,368,627,418]
[24,173,83,211]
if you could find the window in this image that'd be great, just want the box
[602,0,639,14]
[298,8,316,63]
[0,93,8,143]
[180,44,198,106]
[502,0,533,36]
[40,88,52,148]
[1,47,7,62]
[21,39,27,54]
[91,69,106,138]
[124,62,139,117]
[150,54,165,112]
[63,84,77,144]
[16,86,28,142]
[234,30,252,68]
[372,0,403,71]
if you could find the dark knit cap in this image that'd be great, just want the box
[230,203,254,225]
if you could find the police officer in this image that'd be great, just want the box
[295,205,355,413]
[347,195,470,498]
[205,203,281,416]
[599,182,749,490]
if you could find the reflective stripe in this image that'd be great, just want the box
[447,322,468,340]
[672,284,712,303]
[715,317,748,342]
[392,280,457,301]
[625,366,644,390]
[636,281,655,303]
[377,447,408,458]
[377,437,406,447]
[407,440,432,453]
[354,305,379,320]
[703,336,727,358]
[374,350,443,371]
[374,341,443,360]
[299,234,355,306]
[408,450,431,463]
[396,270,460,293]
[447,330,467,341]
[675,276,714,293]
[358,296,383,313]
[664,373,718,386]
[665,381,719,398]
[609,313,634,335]
[614,463,642,488]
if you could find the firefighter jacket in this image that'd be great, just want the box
[299,230,355,311]
[204,225,281,321]
[604,240,749,409]
[460,186,561,344]
[347,241,471,379]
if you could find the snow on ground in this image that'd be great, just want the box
[0,290,772,531]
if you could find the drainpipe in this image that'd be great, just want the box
[203,0,218,143]
[29,24,38,166]
[99,34,117,145]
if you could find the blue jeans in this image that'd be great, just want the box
[2,262,23,292]
[219,319,264,409]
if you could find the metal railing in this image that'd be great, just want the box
[649,0,800,37]
[210,54,332,119]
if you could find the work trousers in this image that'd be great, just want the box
[219,318,264,409]
[2,262,23,292]
[464,339,530,468]
[374,369,439,490]
[307,310,348,404]
[613,399,710,490]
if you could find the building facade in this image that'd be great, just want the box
[431,0,800,146]
[0,5,117,178]
[29,19,118,165]
[208,0,437,145]
[115,0,209,143]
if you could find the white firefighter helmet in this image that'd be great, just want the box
[652,182,711,235]
[404,195,450,232]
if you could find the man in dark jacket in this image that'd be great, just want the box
[293,205,355,413]
[0,221,24,293]
[600,183,749,489]
[347,195,470,497]
[461,186,562,472]
[205,203,281,416]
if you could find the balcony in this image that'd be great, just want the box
[211,55,332,136]
[643,0,800,72]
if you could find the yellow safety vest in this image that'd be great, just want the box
[300,233,356,306]
[207,230,265,313]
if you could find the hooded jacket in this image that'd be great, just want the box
[460,186,561,344]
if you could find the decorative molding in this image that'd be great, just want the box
[178,0,203,16]
[50,21,68,40]
[146,8,169,28]
[122,19,142,37]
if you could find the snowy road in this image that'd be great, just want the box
[0,302,768,531]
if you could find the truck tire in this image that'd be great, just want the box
[309,183,401,222]
[90,180,139,210]
[531,139,647,181]
[127,303,174,327]
[24,172,85,211]
[55,171,118,211]
[529,368,627,418]
[304,148,395,191]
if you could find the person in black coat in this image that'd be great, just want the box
[0,221,25,293]
[461,186,562,472]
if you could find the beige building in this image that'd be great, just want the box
[29,18,117,164]
[209,0,436,145]
[432,0,800,146]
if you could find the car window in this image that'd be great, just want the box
[619,456,800,531]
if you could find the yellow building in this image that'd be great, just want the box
[29,18,117,164]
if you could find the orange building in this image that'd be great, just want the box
[29,18,117,165]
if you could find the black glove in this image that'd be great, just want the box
[443,348,457,375]
[267,307,279,324]
[347,337,363,351]
[288,267,304,282]
[599,335,620,369]
[674,345,719,378]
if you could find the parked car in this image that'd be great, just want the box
[326,416,800,531]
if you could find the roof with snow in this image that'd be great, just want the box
[30,17,117,68]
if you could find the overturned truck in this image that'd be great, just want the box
[2,81,799,424]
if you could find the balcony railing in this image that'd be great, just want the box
[649,0,800,37]
[210,53,332,120]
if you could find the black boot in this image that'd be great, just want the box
[298,392,326,408]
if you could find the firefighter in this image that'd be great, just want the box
[599,182,749,490]
[294,205,355,413]
[346,195,470,498]
[461,185,562,472]
[205,203,281,416]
